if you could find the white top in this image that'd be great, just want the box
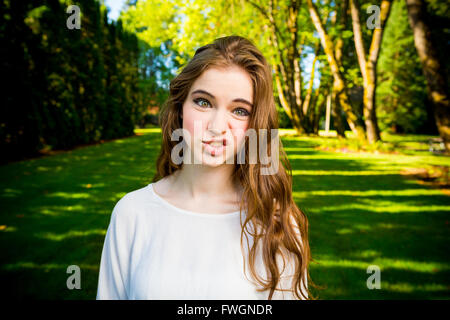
[96,183,307,300]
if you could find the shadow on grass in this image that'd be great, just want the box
[0,130,162,299]
[0,130,448,299]
[283,136,450,299]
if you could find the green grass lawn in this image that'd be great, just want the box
[1,128,449,299]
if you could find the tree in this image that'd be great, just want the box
[349,0,392,144]
[376,0,429,134]
[307,0,367,142]
[0,0,142,162]
[405,0,449,153]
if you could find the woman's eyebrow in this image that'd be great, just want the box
[191,89,253,108]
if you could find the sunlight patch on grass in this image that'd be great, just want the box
[0,225,17,232]
[134,128,161,134]
[111,192,127,201]
[336,224,371,234]
[352,250,380,259]
[320,203,450,213]
[283,147,318,152]
[294,189,447,197]
[292,170,400,176]
[39,204,86,216]
[314,258,373,270]
[314,257,449,273]
[36,166,51,172]
[374,258,449,273]
[2,188,23,197]
[382,282,448,293]
[35,229,106,241]
[288,154,363,159]
[46,192,91,199]
[1,262,98,271]
[40,207,65,216]
[279,129,298,136]
[63,204,86,212]
[336,228,353,234]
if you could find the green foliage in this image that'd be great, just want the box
[376,0,429,134]
[0,0,143,163]
[277,105,293,129]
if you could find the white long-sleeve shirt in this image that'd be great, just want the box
[96,183,307,300]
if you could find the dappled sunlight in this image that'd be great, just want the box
[288,153,370,160]
[39,204,86,216]
[134,128,162,134]
[0,125,447,299]
[0,225,17,233]
[39,208,62,217]
[79,183,105,189]
[283,147,317,152]
[1,262,98,272]
[375,258,450,273]
[319,202,450,213]
[63,204,87,212]
[110,192,127,202]
[313,256,449,273]
[292,169,400,175]
[294,189,448,197]
[279,129,297,136]
[46,192,91,199]
[382,282,447,293]
[350,250,380,259]
[35,229,106,241]
[336,223,371,235]
[2,188,23,197]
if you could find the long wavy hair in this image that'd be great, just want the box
[152,35,317,300]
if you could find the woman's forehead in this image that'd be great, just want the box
[190,66,253,103]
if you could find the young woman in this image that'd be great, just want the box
[97,35,315,300]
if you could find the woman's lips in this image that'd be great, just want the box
[203,138,227,146]
[202,141,225,156]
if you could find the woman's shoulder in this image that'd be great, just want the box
[110,183,155,222]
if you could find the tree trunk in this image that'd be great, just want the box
[253,0,307,134]
[331,0,349,139]
[273,62,302,131]
[307,0,366,142]
[331,82,347,138]
[405,0,450,153]
[311,81,324,134]
[302,41,320,127]
[350,0,392,144]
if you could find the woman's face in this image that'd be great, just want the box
[181,65,253,167]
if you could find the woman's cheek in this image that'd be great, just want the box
[231,124,249,151]
[182,109,206,141]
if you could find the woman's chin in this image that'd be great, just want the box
[193,149,234,166]
[182,145,236,166]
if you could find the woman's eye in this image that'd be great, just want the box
[194,98,250,117]
[234,108,250,117]
[193,98,211,108]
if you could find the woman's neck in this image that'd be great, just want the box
[171,164,240,201]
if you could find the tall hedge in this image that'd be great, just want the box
[0,0,142,163]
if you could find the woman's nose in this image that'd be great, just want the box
[207,109,228,135]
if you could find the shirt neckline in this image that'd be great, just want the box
[147,183,242,219]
